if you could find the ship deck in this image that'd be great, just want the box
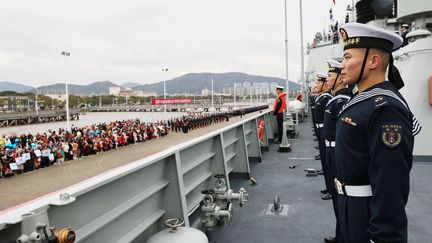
[1,112,431,242]
[205,115,432,242]
[0,112,258,212]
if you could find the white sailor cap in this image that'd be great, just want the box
[316,72,328,81]
[340,22,406,90]
[339,22,403,52]
[327,59,341,73]
[401,24,409,28]
[275,85,284,90]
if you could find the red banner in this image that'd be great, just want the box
[151,98,192,105]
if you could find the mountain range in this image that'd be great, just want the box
[133,72,300,94]
[29,81,120,95]
[0,72,301,95]
[0,82,34,93]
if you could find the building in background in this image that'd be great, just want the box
[201,87,210,96]
[252,82,270,95]
[222,87,233,95]
[220,82,273,96]
[109,86,156,97]
[270,82,278,94]
[44,94,68,101]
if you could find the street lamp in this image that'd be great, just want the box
[211,76,214,111]
[61,51,71,132]
[162,68,168,115]
[35,88,39,116]
[233,82,236,109]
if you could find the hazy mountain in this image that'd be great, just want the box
[121,82,141,88]
[2,72,300,96]
[0,82,33,93]
[134,72,301,94]
[33,81,120,95]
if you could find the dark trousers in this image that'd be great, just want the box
[326,147,340,240]
[318,128,330,191]
[338,196,371,243]
[276,113,283,140]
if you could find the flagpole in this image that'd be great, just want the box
[233,83,236,109]
[279,0,292,152]
[211,77,214,111]
[284,0,289,109]
[299,0,305,109]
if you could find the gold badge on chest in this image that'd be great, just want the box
[340,116,357,126]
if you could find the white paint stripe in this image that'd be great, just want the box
[326,94,350,108]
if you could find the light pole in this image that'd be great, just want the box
[211,76,214,111]
[259,87,262,103]
[250,87,253,105]
[233,83,236,109]
[61,51,71,132]
[279,0,291,152]
[162,68,168,115]
[299,0,305,107]
[284,0,290,108]
[299,0,305,95]
[35,89,39,116]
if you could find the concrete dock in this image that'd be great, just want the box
[0,111,261,211]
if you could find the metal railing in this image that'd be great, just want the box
[0,110,274,242]
[0,110,79,119]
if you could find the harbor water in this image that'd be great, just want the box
[0,112,186,136]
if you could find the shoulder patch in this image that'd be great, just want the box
[381,125,402,148]
[373,96,389,109]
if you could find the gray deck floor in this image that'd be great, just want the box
[207,116,432,243]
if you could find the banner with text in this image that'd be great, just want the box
[151,98,192,105]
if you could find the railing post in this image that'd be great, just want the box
[174,151,190,226]
[265,112,275,143]
[219,133,231,189]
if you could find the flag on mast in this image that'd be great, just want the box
[329,8,334,22]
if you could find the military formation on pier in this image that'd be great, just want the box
[0,108,262,179]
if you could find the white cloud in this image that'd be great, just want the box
[0,0,351,87]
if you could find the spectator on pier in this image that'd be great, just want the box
[0,108,264,178]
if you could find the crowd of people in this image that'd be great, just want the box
[0,111,251,178]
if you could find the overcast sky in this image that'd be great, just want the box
[0,0,350,87]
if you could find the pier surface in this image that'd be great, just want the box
[0,111,261,211]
